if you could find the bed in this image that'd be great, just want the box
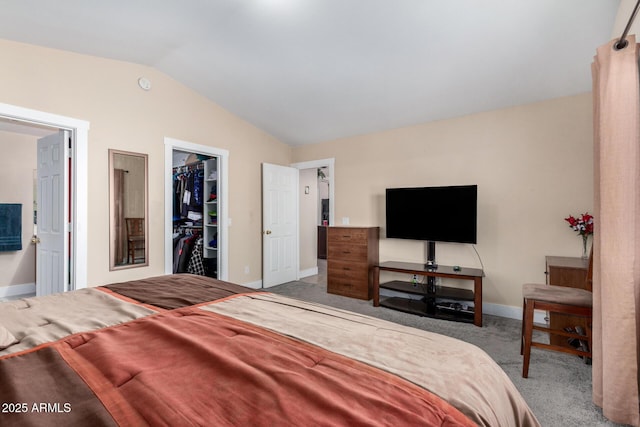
[0,275,540,426]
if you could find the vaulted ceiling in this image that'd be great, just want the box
[0,1,621,145]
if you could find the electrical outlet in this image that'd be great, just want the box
[412,274,418,286]
[244,265,250,275]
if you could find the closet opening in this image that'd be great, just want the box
[164,138,228,281]
[172,150,219,278]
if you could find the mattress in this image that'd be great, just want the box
[0,274,540,427]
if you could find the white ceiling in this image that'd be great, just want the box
[0,1,621,146]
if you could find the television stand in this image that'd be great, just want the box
[373,261,484,327]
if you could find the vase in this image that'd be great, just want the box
[581,234,590,259]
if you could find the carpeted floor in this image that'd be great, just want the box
[268,277,623,427]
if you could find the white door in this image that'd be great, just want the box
[36,131,69,296]
[262,163,298,288]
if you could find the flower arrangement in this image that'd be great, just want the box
[565,213,594,258]
[565,213,594,236]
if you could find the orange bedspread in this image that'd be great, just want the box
[58,307,474,426]
[0,305,475,426]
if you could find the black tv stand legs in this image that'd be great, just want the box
[427,275,436,294]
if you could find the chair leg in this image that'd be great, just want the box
[585,324,593,363]
[520,298,525,356]
[522,298,535,378]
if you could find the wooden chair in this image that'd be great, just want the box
[125,218,145,264]
[520,251,593,378]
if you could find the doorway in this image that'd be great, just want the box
[260,158,334,289]
[293,158,334,282]
[171,149,218,278]
[0,102,89,296]
[164,137,229,280]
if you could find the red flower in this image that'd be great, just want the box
[564,213,594,236]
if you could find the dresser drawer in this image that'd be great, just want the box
[328,283,368,299]
[328,261,368,281]
[328,228,368,245]
[327,243,368,262]
[327,275,370,299]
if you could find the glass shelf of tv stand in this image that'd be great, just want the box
[379,281,475,324]
[376,261,483,278]
[374,261,484,326]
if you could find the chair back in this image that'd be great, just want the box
[125,218,145,238]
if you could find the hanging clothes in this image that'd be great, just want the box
[176,233,197,273]
[181,171,193,218]
[173,175,183,221]
[193,170,204,208]
[172,159,210,275]
[174,166,205,221]
[187,237,205,275]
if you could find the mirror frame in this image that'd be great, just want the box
[108,149,149,270]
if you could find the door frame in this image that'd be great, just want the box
[291,158,335,278]
[0,102,89,291]
[163,137,229,280]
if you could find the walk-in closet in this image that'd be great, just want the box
[172,150,220,278]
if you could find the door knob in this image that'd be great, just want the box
[265,230,272,235]
[31,236,40,244]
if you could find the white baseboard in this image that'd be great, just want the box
[243,267,318,290]
[0,283,36,299]
[1,281,549,325]
[378,289,547,324]
[299,267,318,279]
[241,280,263,290]
[223,276,549,325]
[483,302,547,324]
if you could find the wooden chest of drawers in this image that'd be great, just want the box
[327,226,379,300]
[545,256,590,347]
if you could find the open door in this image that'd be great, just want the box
[35,130,69,296]
[262,163,298,288]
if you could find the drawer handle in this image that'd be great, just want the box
[342,251,351,254]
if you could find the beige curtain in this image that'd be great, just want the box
[592,35,640,426]
[114,168,126,264]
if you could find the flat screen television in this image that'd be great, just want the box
[385,185,477,244]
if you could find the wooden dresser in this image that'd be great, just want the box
[327,226,379,300]
[545,256,590,347]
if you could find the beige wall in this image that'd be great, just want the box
[0,39,291,286]
[292,93,594,309]
[0,131,37,287]
[0,38,595,311]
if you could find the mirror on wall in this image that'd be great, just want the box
[109,149,148,270]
